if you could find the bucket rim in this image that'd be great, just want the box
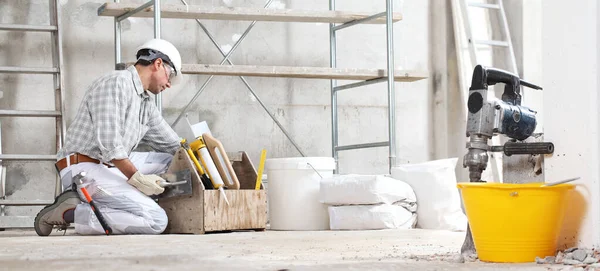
[265,156,335,170]
[457,182,575,190]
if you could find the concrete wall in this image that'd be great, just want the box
[0,0,432,216]
[542,0,600,249]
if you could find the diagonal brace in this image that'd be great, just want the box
[173,0,306,156]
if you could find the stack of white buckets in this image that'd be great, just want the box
[265,157,335,230]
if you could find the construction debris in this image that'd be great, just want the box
[536,248,600,268]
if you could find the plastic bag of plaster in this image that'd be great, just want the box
[328,203,417,230]
[391,158,468,231]
[319,174,417,208]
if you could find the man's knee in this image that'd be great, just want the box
[149,204,168,233]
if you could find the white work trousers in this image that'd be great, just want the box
[59,152,173,235]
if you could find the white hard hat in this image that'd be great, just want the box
[135,38,183,85]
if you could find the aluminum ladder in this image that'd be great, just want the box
[451,0,519,182]
[0,0,66,228]
[458,0,518,74]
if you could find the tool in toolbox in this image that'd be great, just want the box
[203,133,240,190]
[71,172,112,235]
[181,139,214,190]
[154,169,193,199]
[190,136,230,206]
[255,149,267,190]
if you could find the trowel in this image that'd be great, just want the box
[154,168,193,199]
[203,133,240,190]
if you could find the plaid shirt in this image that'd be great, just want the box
[57,66,180,163]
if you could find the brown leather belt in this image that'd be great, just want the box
[55,153,113,173]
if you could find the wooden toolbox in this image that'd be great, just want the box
[158,148,267,234]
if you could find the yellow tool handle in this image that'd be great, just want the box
[181,139,206,175]
[255,149,267,190]
[186,148,206,175]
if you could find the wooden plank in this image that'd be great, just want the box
[98,3,402,24]
[203,190,267,232]
[159,148,206,234]
[230,151,259,190]
[182,64,429,82]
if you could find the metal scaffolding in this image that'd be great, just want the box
[329,0,396,173]
[108,0,406,174]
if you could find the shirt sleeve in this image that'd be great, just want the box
[88,76,129,162]
[140,101,181,155]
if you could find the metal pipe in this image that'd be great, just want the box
[154,0,162,114]
[189,13,306,156]
[171,0,274,128]
[385,0,396,172]
[335,141,389,152]
[54,0,66,149]
[114,0,122,67]
[334,77,387,92]
[116,0,155,22]
[332,12,386,32]
[329,0,339,173]
[0,165,4,216]
[51,0,66,197]
[0,119,4,216]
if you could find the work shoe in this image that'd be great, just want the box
[34,190,81,236]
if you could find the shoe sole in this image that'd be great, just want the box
[34,190,78,236]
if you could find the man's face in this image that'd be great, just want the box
[148,59,174,95]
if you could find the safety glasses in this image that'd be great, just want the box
[163,63,175,83]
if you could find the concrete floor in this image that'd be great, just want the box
[0,228,562,270]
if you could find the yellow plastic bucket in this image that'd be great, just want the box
[457,182,574,263]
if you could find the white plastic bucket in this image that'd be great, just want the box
[265,157,335,230]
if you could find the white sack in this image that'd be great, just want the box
[328,204,417,230]
[319,174,417,208]
[391,158,467,231]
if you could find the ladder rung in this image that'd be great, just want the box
[467,3,500,9]
[0,216,34,228]
[334,77,388,92]
[335,141,389,152]
[473,40,509,47]
[0,110,61,117]
[0,66,58,74]
[0,200,53,206]
[0,24,57,32]
[0,154,57,161]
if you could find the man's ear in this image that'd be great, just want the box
[153,58,163,71]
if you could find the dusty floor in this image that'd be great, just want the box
[0,228,565,270]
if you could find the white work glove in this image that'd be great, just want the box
[127,171,165,196]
